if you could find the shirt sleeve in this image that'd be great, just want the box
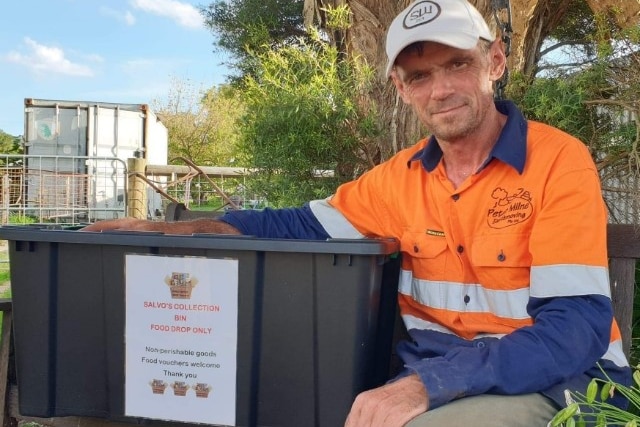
[398,294,613,409]
[219,204,331,240]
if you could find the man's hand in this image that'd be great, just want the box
[80,218,242,235]
[344,374,428,427]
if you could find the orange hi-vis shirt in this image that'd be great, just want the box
[307,101,630,409]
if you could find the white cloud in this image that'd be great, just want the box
[124,11,136,26]
[130,0,204,29]
[99,6,137,26]
[5,37,94,77]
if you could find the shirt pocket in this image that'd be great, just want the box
[470,234,532,290]
[400,230,449,278]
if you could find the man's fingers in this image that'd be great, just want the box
[344,375,428,427]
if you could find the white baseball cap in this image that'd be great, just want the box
[385,0,495,77]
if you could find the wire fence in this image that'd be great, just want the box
[0,154,128,224]
[601,166,640,225]
[145,170,267,214]
[0,154,636,226]
[0,156,267,225]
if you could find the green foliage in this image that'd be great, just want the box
[508,56,637,167]
[236,14,381,207]
[8,214,36,225]
[154,79,245,167]
[509,72,592,144]
[509,69,613,165]
[0,130,22,154]
[322,4,351,31]
[550,368,640,426]
[201,0,307,80]
[549,0,596,42]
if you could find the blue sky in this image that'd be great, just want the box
[0,0,230,136]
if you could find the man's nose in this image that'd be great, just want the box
[430,70,455,100]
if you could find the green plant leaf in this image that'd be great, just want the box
[551,403,580,426]
[600,382,612,402]
[586,379,598,403]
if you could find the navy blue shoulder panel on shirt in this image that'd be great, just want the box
[219,203,331,240]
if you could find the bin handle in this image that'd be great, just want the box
[15,240,35,252]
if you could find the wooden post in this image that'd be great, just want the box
[1,175,9,224]
[127,158,147,219]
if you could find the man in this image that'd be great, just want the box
[84,0,631,425]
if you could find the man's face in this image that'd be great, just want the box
[391,41,504,143]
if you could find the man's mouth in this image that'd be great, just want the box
[432,104,464,116]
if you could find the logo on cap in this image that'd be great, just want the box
[403,1,441,29]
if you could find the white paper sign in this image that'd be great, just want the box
[124,254,238,426]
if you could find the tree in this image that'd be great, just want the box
[152,79,247,209]
[583,0,640,29]
[200,0,308,79]
[153,79,245,166]
[0,130,22,154]
[236,21,382,206]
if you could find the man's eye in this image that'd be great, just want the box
[451,61,468,70]
[409,73,429,84]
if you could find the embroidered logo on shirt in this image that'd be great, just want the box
[487,187,533,229]
[426,229,445,237]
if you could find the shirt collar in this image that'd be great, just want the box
[408,100,528,174]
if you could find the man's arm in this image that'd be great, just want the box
[81,203,331,239]
[399,294,618,408]
[81,217,242,235]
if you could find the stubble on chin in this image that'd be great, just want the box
[426,113,477,142]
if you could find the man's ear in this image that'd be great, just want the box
[391,70,412,105]
[488,39,507,83]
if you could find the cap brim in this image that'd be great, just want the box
[385,33,480,77]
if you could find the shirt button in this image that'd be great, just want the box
[497,251,506,262]
[457,245,464,253]
[452,194,460,201]
[463,295,470,304]
[413,245,419,253]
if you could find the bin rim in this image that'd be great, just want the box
[0,225,399,255]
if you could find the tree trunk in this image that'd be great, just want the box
[584,0,640,28]
[508,0,573,77]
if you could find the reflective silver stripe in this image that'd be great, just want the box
[399,269,530,319]
[309,198,364,239]
[602,339,629,368]
[402,314,506,339]
[530,265,610,298]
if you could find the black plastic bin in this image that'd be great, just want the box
[0,226,400,427]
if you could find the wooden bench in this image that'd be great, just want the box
[606,223,640,357]
[0,219,638,426]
